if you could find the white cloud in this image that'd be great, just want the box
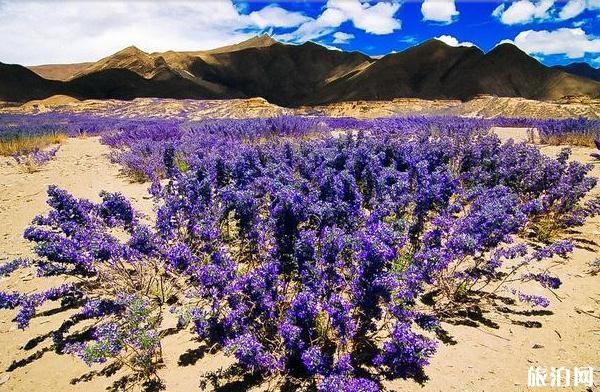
[399,36,418,44]
[421,0,459,23]
[508,27,600,58]
[319,43,343,52]
[0,0,313,65]
[435,35,475,47]
[494,0,554,24]
[558,0,600,19]
[494,0,600,24]
[492,4,506,18]
[332,32,355,44]
[278,0,401,43]
[248,4,311,29]
[332,0,402,34]
[559,0,586,19]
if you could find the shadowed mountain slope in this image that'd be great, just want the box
[4,36,600,106]
[311,41,600,103]
[0,63,62,101]
[554,62,600,82]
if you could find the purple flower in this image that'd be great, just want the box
[513,290,551,307]
[0,258,29,277]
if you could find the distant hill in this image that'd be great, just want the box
[310,41,600,103]
[2,35,599,107]
[553,62,600,82]
[0,63,62,101]
[28,62,92,81]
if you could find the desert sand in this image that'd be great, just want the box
[0,134,598,391]
[2,95,600,120]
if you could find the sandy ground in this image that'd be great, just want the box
[2,95,600,120]
[0,137,599,391]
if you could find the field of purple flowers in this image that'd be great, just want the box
[1,113,600,390]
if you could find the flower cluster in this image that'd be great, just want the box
[67,295,161,377]
[2,115,599,390]
[0,257,29,276]
[12,146,60,172]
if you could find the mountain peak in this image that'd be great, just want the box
[202,34,279,55]
[411,38,479,54]
[114,45,147,56]
[244,34,278,47]
[489,42,525,55]
[423,38,450,48]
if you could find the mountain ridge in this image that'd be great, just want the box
[2,35,599,107]
[554,62,600,82]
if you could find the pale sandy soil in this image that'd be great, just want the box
[491,127,540,143]
[304,96,600,119]
[0,137,599,391]
[2,95,600,120]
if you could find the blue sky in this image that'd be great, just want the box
[0,0,598,67]
[236,0,600,66]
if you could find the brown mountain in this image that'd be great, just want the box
[467,43,600,100]
[553,62,600,82]
[4,36,600,106]
[0,63,62,101]
[27,62,92,81]
[311,40,600,103]
[187,41,373,107]
[309,39,485,103]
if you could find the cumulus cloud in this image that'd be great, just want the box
[332,32,355,44]
[435,35,475,47]
[278,0,401,43]
[508,27,600,58]
[248,4,311,29]
[0,0,312,64]
[421,0,459,23]
[558,0,600,19]
[559,0,586,19]
[493,0,554,24]
[494,0,600,24]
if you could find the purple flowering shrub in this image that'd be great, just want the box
[2,125,600,390]
[101,116,325,182]
[0,257,29,276]
[162,132,597,386]
[0,186,181,384]
[66,295,162,381]
[12,145,60,173]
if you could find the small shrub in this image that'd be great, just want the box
[0,133,66,156]
[12,145,61,173]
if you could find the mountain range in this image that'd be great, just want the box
[1,35,599,107]
[553,62,600,82]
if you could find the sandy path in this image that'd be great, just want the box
[0,139,598,391]
[0,137,153,256]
